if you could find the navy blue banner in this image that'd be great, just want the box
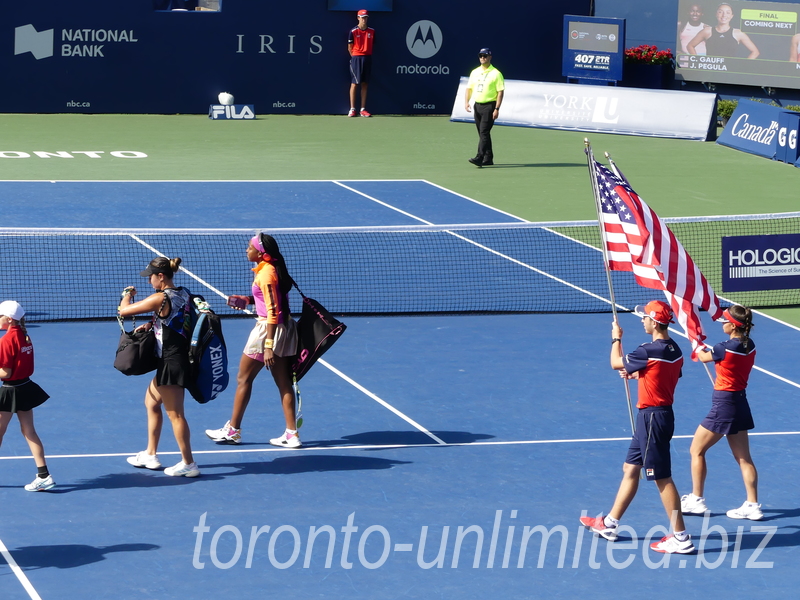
[2,0,590,115]
[722,233,800,292]
[562,15,625,82]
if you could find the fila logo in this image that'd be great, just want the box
[14,24,54,60]
[209,105,256,120]
[406,20,442,59]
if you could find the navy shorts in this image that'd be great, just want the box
[350,55,372,85]
[701,390,754,435]
[625,406,674,481]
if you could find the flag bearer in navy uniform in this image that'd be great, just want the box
[465,47,504,167]
[580,300,696,554]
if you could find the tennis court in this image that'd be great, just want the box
[1,178,799,599]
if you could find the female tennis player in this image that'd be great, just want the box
[681,305,761,520]
[0,300,55,491]
[205,233,300,447]
[687,3,759,59]
[118,257,200,477]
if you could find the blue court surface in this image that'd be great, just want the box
[1,180,799,599]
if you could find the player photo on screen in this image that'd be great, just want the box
[675,0,800,89]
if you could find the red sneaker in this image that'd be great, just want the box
[360,109,372,117]
[579,515,618,541]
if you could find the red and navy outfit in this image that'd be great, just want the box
[700,338,755,435]
[348,26,374,85]
[0,326,50,413]
[622,338,684,480]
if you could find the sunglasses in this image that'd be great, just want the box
[479,54,489,58]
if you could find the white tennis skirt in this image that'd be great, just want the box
[243,317,298,360]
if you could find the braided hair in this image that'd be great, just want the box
[727,304,753,348]
[259,233,295,296]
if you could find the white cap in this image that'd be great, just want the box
[0,300,25,321]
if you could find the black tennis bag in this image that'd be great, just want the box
[292,294,346,382]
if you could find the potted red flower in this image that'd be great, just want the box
[622,44,675,89]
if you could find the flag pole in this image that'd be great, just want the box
[585,139,637,438]
[608,151,717,388]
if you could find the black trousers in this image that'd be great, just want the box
[473,101,496,162]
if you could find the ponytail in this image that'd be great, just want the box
[728,304,753,348]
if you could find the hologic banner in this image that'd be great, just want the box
[450,79,716,140]
[716,99,789,159]
[722,233,800,292]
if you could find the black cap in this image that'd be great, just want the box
[140,259,171,277]
[479,47,492,55]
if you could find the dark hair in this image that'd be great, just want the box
[149,257,182,276]
[728,304,753,347]
[259,234,295,296]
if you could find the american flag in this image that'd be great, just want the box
[594,160,723,359]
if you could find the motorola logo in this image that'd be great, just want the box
[14,24,54,60]
[406,20,442,59]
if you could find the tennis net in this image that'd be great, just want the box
[1,213,798,322]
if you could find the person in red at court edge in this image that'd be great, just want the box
[0,300,55,491]
[681,305,762,521]
[347,9,375,117]
[580,300,695,554]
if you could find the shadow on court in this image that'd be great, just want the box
[484,162,585,169]
[0,543,158,570]
[696,526,800,553]
[44,455,412,493]
[310,430,495,447]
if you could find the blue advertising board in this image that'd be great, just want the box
[562,15,625,82]
[2,0,590,115]
[777,110,800,164]
[722,233,800,292]
[717,99,788,160]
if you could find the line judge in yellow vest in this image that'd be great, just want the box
[465,47,505,167]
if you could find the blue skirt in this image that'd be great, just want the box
[701,390,754,435]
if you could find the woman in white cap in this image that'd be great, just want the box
[0,300,55,491]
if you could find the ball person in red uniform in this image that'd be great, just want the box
[580,301,695,554]
[681,305,762,520]
[347,9,375,117]
[0,300,55,491]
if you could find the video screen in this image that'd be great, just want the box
[675,0,800,89]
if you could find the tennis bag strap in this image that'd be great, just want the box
[291,283,347,382]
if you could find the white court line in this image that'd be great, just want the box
[0,431,797,461]
[0,536,43,600]
[318,359,446,445]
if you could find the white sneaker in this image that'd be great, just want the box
[205,420,241,444]
[681,493,708,514]
[24,475,56,492]
[270,430,302,448]
[726,502,763,520]
[127,451,162,470]
[650,534,695,554]
[164,461,201,477]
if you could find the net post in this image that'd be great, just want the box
[586,140,638,445]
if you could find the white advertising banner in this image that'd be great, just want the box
[450,78,716,141]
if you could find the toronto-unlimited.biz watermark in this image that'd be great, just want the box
[191,510,776,571]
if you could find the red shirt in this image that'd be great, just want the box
[710,338,756,392]
[0,326,35,381]
[623,338,684,408]
[348,26,375,56]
